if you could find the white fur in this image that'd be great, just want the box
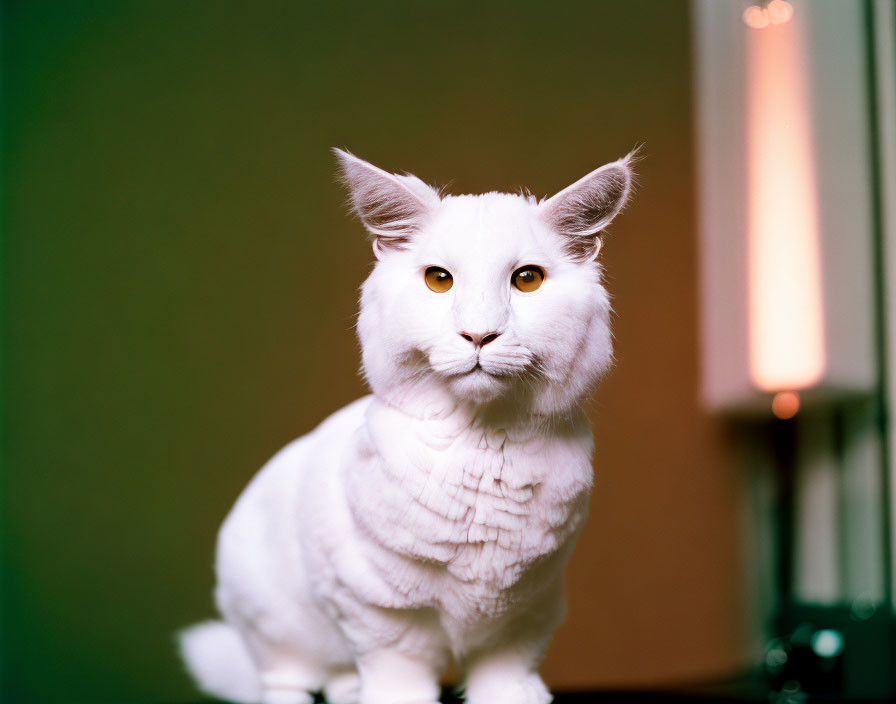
[179,150,634,704]
[179,620,263,702]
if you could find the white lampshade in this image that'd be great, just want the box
[693,0,876,414]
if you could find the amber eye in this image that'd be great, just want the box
[512,265,545,292]
[424,266,453,293]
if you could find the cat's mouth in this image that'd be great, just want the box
[451,360,498,378]
[426,349,532,381]
[467,361,512,378]
[462,363,490,377]
[434,352,537,402]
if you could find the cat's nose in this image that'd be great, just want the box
[459,331,501,348]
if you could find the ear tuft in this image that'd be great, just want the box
[333,148,441,253]
[541,149,639,260]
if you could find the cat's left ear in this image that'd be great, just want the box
[334,148,441,259]
[540,151,636,260]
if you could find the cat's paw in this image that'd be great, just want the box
[358,688,440,704]
[465,672,552,704]
[262,687,314,704]
[360,694,440,704]
[324,670,361,704]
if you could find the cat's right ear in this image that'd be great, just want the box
[333,149,441,259]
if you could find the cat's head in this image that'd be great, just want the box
[337,149,634,418]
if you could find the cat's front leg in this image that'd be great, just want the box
[337,604,449,704]
[460,582,565,704]
[463,652,553,704]
[356,646,445,704]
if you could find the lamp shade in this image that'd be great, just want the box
[693,0,876,414]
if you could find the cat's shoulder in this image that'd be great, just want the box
[313,394,375,436]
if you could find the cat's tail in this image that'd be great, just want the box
[178,620,262,704]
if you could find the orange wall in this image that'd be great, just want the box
[545,126,746,688]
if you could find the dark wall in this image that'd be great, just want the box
[2,1,746,701]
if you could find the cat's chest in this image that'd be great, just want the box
[351,427,539,545]
[344,405,592,597]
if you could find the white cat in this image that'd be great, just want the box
[179,148,634,704]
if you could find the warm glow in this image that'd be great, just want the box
[744,5,769,29]
[746,12,825,392]
[772,391,800,419]
[766,0,794,25]
[744,1,794,29]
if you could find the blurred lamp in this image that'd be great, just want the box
[744,0,794,29]
[693,2,896,699]
[693,0,876,415]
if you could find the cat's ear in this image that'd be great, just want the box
[540,151,636,260]
[334,148,441,258]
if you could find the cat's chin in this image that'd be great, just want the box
[444,368,509,403]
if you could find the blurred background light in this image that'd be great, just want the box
[744,1,794,30]
[694,0,895,699]
[771,391,800,420]
[810,629,844,659]
[745,10,825,394]
[743,5,769,30]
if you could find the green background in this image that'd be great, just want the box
[3,2,736,702]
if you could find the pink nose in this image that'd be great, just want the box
[459,331,501,348]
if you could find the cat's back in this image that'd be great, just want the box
[224,394,373,515]
[215,395,374,587]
